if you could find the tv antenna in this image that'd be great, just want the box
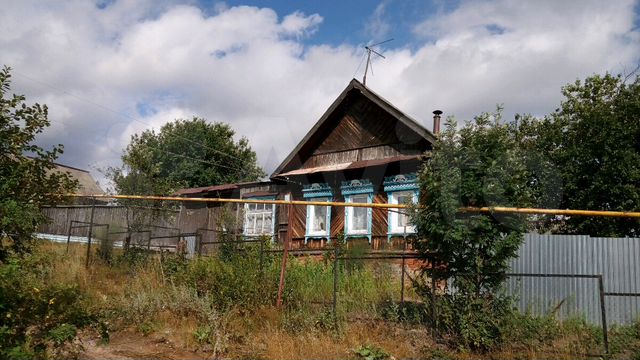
[363,38,393,86]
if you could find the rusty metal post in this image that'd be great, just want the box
[276,203,292,308]
[235,204,240,243]
[259,237,265,279]
[598,275,610,356]
[400,226,407,309]
[431,262,437,335]
[197,231,203,257]
[85,196,96,268]
[66,220,74,254]
[333,244,339,328]
[105,224,110,260]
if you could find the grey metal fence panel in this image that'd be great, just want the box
[508,234,640,326]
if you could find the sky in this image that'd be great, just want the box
[1,0,639,187]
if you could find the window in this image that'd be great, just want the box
[243,201,275,236]
[307,197,330,236]
[303,183,333,242]
[347,194,370,234]
[341,179,374,242]
[388,191,417,234]
[384,173,419,239]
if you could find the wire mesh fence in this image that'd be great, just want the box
[34,195,640,356]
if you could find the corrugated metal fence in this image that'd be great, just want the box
[507,234,640,325]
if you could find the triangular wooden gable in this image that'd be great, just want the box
[271,79,435,178]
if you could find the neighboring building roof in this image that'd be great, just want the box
[174,183,239,196]
[49,162,104,196]
[174,180,274,197]
[271,78,435,178]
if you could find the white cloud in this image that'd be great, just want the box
[281,11,323,38]
[364,1,391,40]
[0,0,638,189]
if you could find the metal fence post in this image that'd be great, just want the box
[105,224,110,260]
[66,220,74,254]
[85,196,96,268]
[259,238,264,279]
[333,245,339,328]
[400,226,407,310]
[431,262,437,336]
[598,275,610,356]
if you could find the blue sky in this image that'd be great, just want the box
[206,0,459,48]
[0,0,639,185]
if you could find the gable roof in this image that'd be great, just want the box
[270,78,435,179]
[49,162,104,196]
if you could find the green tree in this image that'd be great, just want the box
[0,66,78,257]
[518,74,640,236]
[109,117,265,196]
[412,110,532,297]
[105,118,265,251]
[411,110,535,350]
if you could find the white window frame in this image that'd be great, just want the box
[243,200,276,237]
[388,190,418,234]
[345,193,372,236]
[306,197,331,238]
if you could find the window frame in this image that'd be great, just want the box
[302,183,333,243]
[387,190,418,235]
[341,179,374,243]
[306,197,332,240]
[242,196,276,239]
[383,173,419,240]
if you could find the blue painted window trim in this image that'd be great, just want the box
[242,195,276,241]
[384,173,419,240]
[303,183,332,243]
[341,179,374,243]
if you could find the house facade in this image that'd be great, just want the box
[177,79,440,249]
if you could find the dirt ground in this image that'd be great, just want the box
[80,331,207,360]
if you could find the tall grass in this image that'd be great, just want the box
[3,240,640,359]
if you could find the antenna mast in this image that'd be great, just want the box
[362,38,393,86]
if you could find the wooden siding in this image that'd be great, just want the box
[311,97,423,156]
[290,202,307,239]
[372,193,388,238]
[39,206,180,238]
[279,91,431,175]
[303,145,423,169]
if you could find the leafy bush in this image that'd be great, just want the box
[353,344,391,360]
[114,247,152,268]
[175,247,276,310]
[0,252,91,358]
[431,291,515,351]
[47,323,77,346]
[422,347,455,360]
[609,319,640,359]
[501,311,560,348]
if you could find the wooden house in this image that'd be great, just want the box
[177,79,440,249]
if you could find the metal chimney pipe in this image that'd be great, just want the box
[432,110,443,135]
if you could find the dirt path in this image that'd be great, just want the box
[80,331,208,360]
